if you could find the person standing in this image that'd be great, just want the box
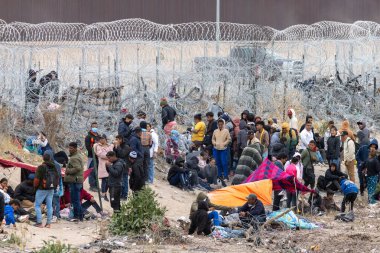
[341,131,356,183]
[357,121,370,147]
[324,121,335,151]
[301,140,317,189]
[190,114,206,150]
[204,112,218,156]
[280,122,298,159]
[147,123,159,184]
[212,119,231,180]
[140,121,152,182]
[128,151,145,193]
[299,115,314,134]
[45,150,63,221]
[64,142,84,222]
[24,69,41,123]
[363,140,380,204]
[356,139,376,196]
[94,135,114,201]
[85,122,99,191]
[326,126,341,171]
[300,122,314,152]
[34,153,59,227]
[106,151,125,212]
[160,98,177,135]
[113,135,131,200]
[255,121,270,151]
[129,127,144,159]
[287,108,298,130]
[118,114,134,144]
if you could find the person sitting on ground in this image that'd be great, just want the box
[204,158,218,185]
[32,132,54,155]
[0,185,11,205]
[14,174,35,208]
[4,199,21,227]
[189,193,222,226]
[321,191,340,213]
[325,163,347,192]
[0,193,4,232]
[239,194,266,227]
[189,201,212,236]
[62,185,105,219]
[340,178,359,213]
[167,157,193,191]
[0,178,14,198]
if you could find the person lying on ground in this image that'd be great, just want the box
[321,191,340,213]
[238,194,266,227]
[189,201,212,236]
[14,174,35,208]
[0,178,14,198]
[340,178,359,213]
[5,199,21,227]
[325,163,347,192]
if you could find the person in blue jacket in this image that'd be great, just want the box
[4,199,21,227]
[356,139,377,196]
[340,178,359,212]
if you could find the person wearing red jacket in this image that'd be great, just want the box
[62,186,105,218]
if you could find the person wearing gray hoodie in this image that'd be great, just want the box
[357,121,370,147]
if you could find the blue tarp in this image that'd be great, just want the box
[267,210,319,230]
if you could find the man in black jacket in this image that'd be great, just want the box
[204,112,218,156]
[106,151,125,212]
[118,114,134,144]
[188,201,212,236]
[325,163,347,192]
[85,122,99,191]
[239,194,266,228]
[114,135,132,200]
[326,126,341,171]
[160,98,177,129]
[129,127,143,159]
[14,176,35,208]
[127,151,145,193]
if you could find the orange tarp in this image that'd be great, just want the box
[207,179,273,207]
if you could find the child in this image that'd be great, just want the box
[165,130,180,164]
[5,200,21,227]
[205,158,218,185]
[340,178,359,212]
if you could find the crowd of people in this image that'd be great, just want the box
[0,94,379,235]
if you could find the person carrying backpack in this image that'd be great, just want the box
[33,153,59,228]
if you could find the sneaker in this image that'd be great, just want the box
[51,216,58,223]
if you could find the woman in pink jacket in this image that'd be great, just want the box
[93,134,114,201]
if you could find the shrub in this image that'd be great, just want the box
[109,187,166,235]
[34,240,77,253]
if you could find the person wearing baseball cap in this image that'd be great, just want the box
[238,193,266,227]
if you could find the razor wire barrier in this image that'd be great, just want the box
[0,19,379,148]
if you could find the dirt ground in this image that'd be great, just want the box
[1,140,380,252]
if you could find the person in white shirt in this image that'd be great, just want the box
[300,122,314,151]
[287,108,298,130]
[341,131,356,183]
[147,123,159,184]
[284,152,304,182]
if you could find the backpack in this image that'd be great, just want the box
[43,165,59,190]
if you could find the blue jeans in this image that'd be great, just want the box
[121,173,129,198]
[69,183,83,220]
[208,211,222,226]
[52,195,61,218]
[213,148,228,178]
[87,158,97,188]
[148,158,154,184]
[169,173,187,187]
[35,189,54,224]
[316,151,324,163]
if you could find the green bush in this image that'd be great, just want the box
[110,187,166,235]
[34,240,78,253]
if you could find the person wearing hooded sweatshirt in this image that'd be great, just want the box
[14,175,35,208]
[45,150,63,220]
[326,126,341,171]
[357,121,370,147]
[339,120,355,141]
[280,122,298,159]
[127,151,145,193]
[356,139,377,195]
[118,114,134,144]
[34,153,59,228]
[189,201,212,235]
[287,108,298,130]
[363,140,380,204]
[85,122,100,191]
[212,119,232,180]
[237,122,249,158]
[167,157,192,191]
[285,152,304,182]
[340,178,358,212]
[189,193,225,226]
[325,163,347,192]
[341,131,356,183]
